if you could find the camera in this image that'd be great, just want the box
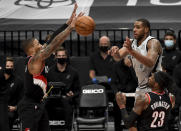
[48,82,66,97]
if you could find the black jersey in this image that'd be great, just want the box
[24,56,47,103]
[137,91,172,131]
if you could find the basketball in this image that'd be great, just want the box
[75,16,95,36]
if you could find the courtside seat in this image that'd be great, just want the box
[70,56,90,86]
[74,84,108,131]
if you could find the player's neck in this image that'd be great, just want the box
[137,34,149,46]
[152,88,163,93]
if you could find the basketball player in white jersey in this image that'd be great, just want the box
[112,18,162,93]
[111,18,162,131]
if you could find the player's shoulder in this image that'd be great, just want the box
[147,38,160,45]
[169,93,175,100]
[136,93,148,105]
[147,38,162,52]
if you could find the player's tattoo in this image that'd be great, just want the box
[136,93,146,104]
[31,26,72,63]
[41,26,73,59]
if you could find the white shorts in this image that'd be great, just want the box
[135,87,151,98]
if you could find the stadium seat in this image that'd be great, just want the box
[74,84,108,131]
[69,56,90,86]
[46,82,67,131]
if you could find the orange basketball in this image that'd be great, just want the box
[75,16,95,36]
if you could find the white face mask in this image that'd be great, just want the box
[164,40,174,48]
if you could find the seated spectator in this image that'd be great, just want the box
[162,31,181,75]
[173,63,181,89]
[0,57,24,130]
[111,57,138,131]
[162,60,181,130]
[89,36,115,82]
[47,46,80,131]
[7,57,24,130]
[172,63,181,107]
[89,36,116,101]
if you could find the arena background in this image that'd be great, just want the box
[0,0,181,32]
[0,0,181,130]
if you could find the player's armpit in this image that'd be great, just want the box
[28,55,45,75]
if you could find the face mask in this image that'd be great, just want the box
[56,58,68,65]
[164,40,174,48]
[5,68,13,75]
[99,46,109,53]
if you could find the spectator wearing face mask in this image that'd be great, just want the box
[89,36,116,102]
[162,31,181,76]
[47,46,80,131]
[0,57,24,131]
[89,36,115,83]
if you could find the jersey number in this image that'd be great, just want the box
[150,111,165,128]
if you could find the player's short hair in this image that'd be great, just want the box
[164,31,176,40]
[154,71,173,90]
[136,18,150,31]
[22,38,36,54]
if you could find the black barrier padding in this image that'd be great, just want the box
[69,56,90,86]
[13,57,26,80]
[0,55,6,69]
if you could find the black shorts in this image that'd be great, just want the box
[18,99,50,131]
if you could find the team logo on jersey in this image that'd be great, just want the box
[140,64,143,69]
[172,56,176,60]
[10,82,14,88]
[66,74,71,79]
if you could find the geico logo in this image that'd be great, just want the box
[82,89,104,94]
[49,120,65,126]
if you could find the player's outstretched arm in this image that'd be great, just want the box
[110,46,128,62]
[116,92,148,128]
[125,38,162,68]
[47,3,81,44]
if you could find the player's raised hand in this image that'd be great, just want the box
[77,12,84,18]
[66,2,78,25]
[109,46,122,61]
[123,37,132,51]
[70,12,84,28]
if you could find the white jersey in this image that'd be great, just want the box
[131,36,162,88]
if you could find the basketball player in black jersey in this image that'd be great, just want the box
[18,3,83,131]
[116,71,175,131]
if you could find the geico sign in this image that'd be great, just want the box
[49,120,65,126]
[82,89,104,94]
